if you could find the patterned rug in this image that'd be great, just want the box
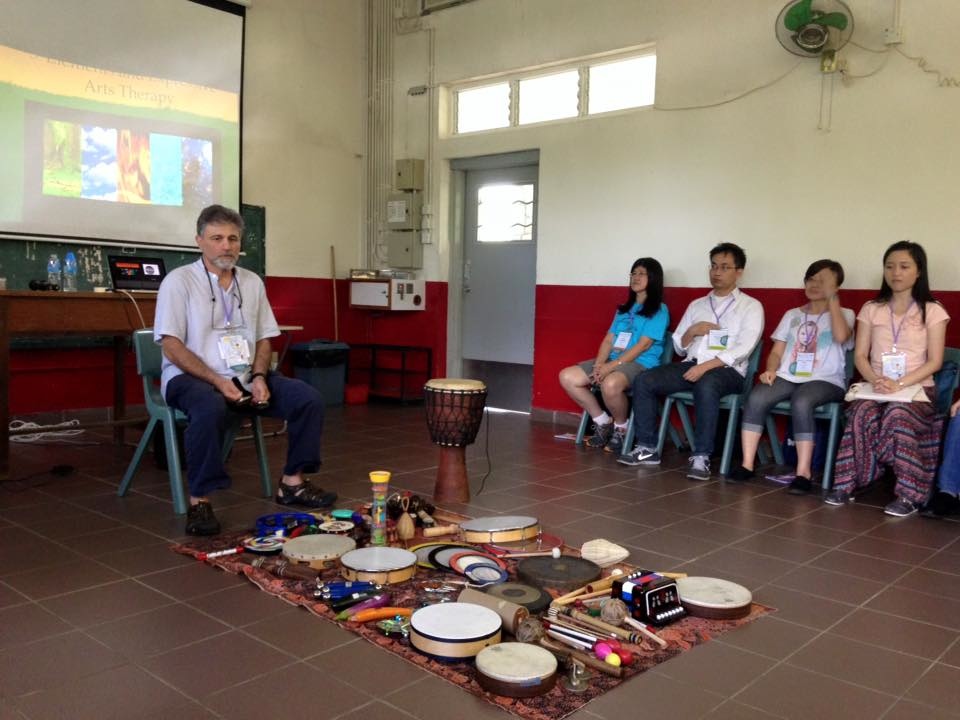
[173,531,772,720]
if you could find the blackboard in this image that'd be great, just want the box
[2,203,265,349]
[0,202,265,291]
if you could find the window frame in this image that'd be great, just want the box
[450,46,656,135]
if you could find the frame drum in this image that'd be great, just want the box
[410,602,502,661]
[339,547,418,585]
[282,534,356,570]
[460,516,541,545]
[475,643,558,698]
[676,576,753,620]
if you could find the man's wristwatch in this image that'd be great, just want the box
[250,372,267,382]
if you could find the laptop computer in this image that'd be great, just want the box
[107,256,167,292]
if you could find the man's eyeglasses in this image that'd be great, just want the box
[709,263,739,272]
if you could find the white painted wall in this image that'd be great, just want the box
[243,0,364,278]
[394,0,960,291]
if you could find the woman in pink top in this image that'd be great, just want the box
[826,241,950,516]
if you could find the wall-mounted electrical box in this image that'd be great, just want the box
[387,230,423,268]
[386,192,422,230]
[395,159,424,190]
[349,278,426,311]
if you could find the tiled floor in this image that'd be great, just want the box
[1,404,959,719]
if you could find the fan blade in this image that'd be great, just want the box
[812,11,849,30]
[784,0,814,31]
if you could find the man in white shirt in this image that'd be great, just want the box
[618,243,764,480]
[155,205,334,536]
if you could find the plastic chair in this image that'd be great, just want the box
[575,332,683,451]
[933,347,960,415]
[655,342,764,476]
[760,349,855,490]
[117,328,272,515]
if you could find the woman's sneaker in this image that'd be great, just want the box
[587,422,614,448]
[824,489,853,506]
[884,497,918,518]
[604,427,627,454]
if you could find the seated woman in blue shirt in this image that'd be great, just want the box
[559,257,669,455]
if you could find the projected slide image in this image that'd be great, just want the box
[118,129,151,203]
[41,120,81,198]
[40,118,213,208]
[81,126,117,200]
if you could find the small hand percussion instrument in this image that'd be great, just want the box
[676,576,753,620]
[475,642,558,698]
[460,515,540,545]
[242,535,287,555]
[340,547,418,585]
[410,601,502,661]
[317,520,355,535]
[281,534,356,570]
[424,378,487,504]
[448,551,507,575]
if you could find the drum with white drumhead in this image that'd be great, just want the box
[475,642,558,697]
[424,378,487,504]
[410,602,502,661]
[339,547,417,585]
[281,534,356,570]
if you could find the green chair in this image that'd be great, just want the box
[655,342,764,477]
[118,328,272,515]
[575,332,683,452]
[761,349,855,490]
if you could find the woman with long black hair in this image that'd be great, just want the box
[558,257,669,455]
[826,241,949,516]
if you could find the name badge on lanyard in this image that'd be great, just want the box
[613,331,631,351]
[219,333,251,372]
[883,302,914,381]
[793,352,815,377]
[881,351,907,380]
[707,329,729,351]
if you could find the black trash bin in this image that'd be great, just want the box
[290,340,350,406]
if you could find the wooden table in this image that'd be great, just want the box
[0,290,156,480]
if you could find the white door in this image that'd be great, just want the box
[461,164,538,365]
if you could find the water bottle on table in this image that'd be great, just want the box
[62,251,78,292]
[46,254,61,290]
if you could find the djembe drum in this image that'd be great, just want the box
[424,378,487,504]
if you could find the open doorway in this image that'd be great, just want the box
[451,152,539,412]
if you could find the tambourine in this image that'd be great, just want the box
[339,547,418,585]
[317,520,355,535]
[254,512,317,537]
[242,535,287,555]
[460,515,540,544]
[282,534,356,570]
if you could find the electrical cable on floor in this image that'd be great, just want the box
[1,463,74,491]
[9,419,87,443]
[474,408,492,496]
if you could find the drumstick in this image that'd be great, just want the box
[537,637,623,678]
[197,546,244,561]
[656,572,688,579]
[485,546,561,560]
[621,616,669,648]
[550,568,626,607]
[552,587,611,607]
[422,523,459,538]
